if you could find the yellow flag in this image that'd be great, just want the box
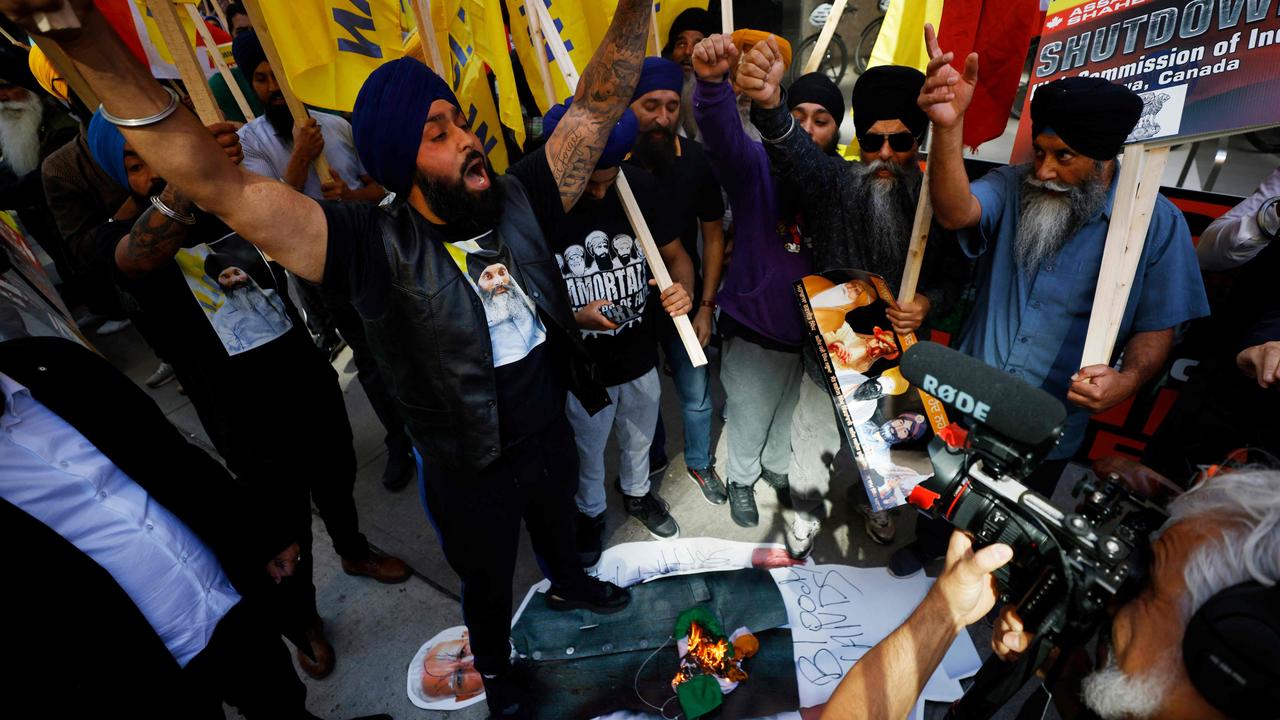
[255,0,406,111]
[461,0,525,148]
[505,0,607,112]
[655,0,706,50]
[867,0,944,72]
[435,0,511,172]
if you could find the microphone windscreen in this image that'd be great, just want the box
[901,342,1067,446]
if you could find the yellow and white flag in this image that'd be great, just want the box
[505,0,609,113]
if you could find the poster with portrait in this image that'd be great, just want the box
[174,232,293,356]
[406,625,486,710]
[0,211,87,347]
[796,270,934,512]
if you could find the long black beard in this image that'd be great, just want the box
[631,127,677,176]
[265,98,293,138]
[132,178,168,207]
[1015,164,1108,275]
[837,159,921,281]
[416,152,504,236]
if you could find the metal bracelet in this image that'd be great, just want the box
[98,87,180,128]
[150,194,197,225]
[761,113,796,145]
[1257,196,1280,242]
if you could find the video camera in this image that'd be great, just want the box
[900,342,1170,718]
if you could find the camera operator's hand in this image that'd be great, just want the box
[993,605,1033,661]
[1067,364,1138,413]
[935,531,1014,628]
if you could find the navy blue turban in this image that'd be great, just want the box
[351,58,461,198]
[231,29,267,78]
[631,57,684,102]
[87,108,128,190]
[1031,77,1142,160]
[542,98,638,170]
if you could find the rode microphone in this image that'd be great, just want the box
[900,342,1067,447]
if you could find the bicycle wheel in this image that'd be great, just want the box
[792,32,849,84]
[855,16,882,75]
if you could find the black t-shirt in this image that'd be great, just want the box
[321,184,564,447]
[626,137,724,296]
[508,148,678,387]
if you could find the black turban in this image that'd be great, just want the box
[204,252,240,281]
[1030,77,1142,161]
[851,65,927,140]
[231,29,267,78]
[663,8,715,55]
[787,72,844,123]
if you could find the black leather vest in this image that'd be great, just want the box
[363,177,608,472]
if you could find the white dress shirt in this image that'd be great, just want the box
[237,110,368,201]
[0,372,241,667]
[1197,166,1280,272]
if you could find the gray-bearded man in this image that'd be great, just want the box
[738,38,965,558]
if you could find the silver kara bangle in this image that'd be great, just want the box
[98,87,180,128]
[150,194,197,225]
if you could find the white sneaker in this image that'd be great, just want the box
[785,515,820,560]
[94,318,132,336]
[858,503,897,545]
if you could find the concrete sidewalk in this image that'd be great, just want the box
[95,324,1054,720]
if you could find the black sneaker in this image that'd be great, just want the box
[888,541,938,578]
[727,483,759,527]
[687,466,728,505]
[648,456,669,479]
[380,449,415,491]
[575,511,605,567]
[624,491,680,539]
[481,663,532,718]
[545,576,631,613]
[761,468,792,508]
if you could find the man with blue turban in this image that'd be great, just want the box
[627,57,728,515]
[17,0,670,714]
[534,97,694,567]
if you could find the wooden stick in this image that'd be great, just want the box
[144,0,223,123]
[1080,144,1170,367]
[33,38,98,107]
[184,3,254,120]
[0,24,29,49]
[207,0,228,32]
[240,0,333,180]
[524,0,558,108]
[721,0,733,33]
[535,2,707,368]
[649,4,661,57]
[410,0,446,75]
[896,166,932,305]
[802,0,847,75]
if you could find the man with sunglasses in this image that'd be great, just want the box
[736,37,965,557]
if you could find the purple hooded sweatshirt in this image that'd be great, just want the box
[693,78,812,348]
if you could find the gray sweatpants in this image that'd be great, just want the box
[566,368,661,518]
[721,334,803,488]
[788,371,848,521]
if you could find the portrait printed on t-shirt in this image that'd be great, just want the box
[455,245,547,368]
[556,229,649,336]
[176,233,293,356]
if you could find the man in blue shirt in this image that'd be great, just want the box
[892,25,1213,580]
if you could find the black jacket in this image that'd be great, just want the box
[0,336,294,715]
[365,176,609,472]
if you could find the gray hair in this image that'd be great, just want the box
[1162,467,1280,620]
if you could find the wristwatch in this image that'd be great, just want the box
[1257,196,1279,241]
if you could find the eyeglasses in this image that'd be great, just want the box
[858,132,916,153]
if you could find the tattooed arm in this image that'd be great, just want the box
[542,0,651,213]
[114,184,195,280]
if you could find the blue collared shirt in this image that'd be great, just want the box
[956,164,1210,459]
[0,372,241,667]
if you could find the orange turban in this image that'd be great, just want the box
[28,44,68,104]
[731,29,792,69]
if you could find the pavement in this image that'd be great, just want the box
[94,321,1062,720]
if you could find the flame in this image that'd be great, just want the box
[673,621,748,688]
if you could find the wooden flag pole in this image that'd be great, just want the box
[410,0,446,75]
[183,3,255,120]
[801,0,847,74]
[897,141,933,305]
[524,0,558,109]
[649,4,661,57]
[531,0,708,368]
[1079,143,1170,367]
[144,0,223,123]
[0,24,28,49]
[240,0,334,180]
[207,0,229,32]
[32,38,99,108]
[720,1,733,33]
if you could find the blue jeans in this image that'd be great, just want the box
[655,332,713,470]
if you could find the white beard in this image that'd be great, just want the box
[1015,167,1108,275]
[484,283,532,326]
[737,93,761,142]
[1080,651,1174,719]
[0,95,44,177]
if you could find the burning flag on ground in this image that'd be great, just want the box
[671,607,759,718]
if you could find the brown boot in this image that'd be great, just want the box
[297,618,335,679]
[341,551,411,584]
